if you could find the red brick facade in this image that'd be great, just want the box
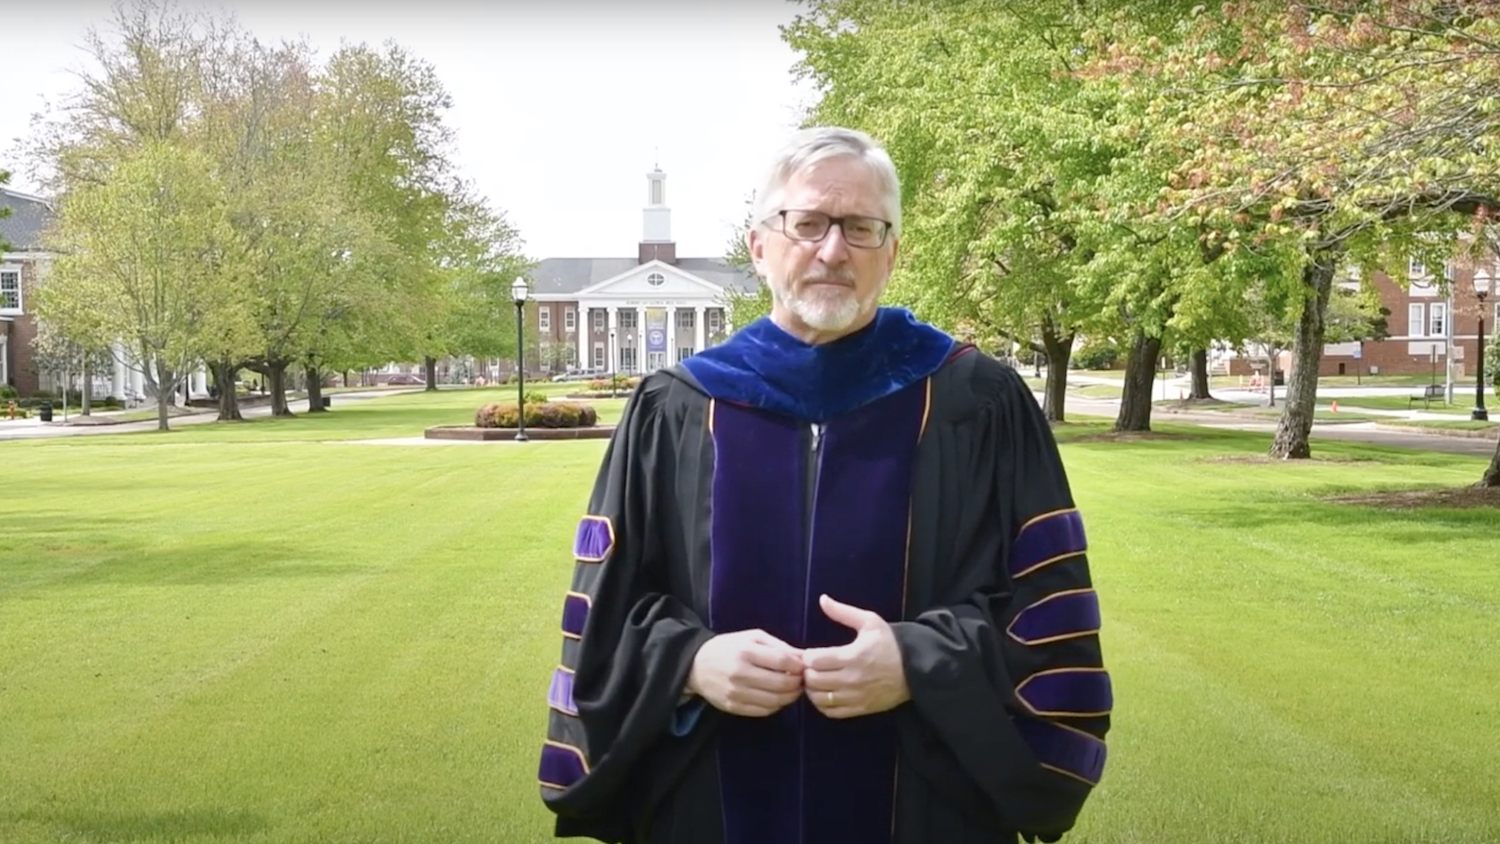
[1,258,41,395]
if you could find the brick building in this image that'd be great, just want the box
[525,167,758,376]
[1221,257,1498,379]
[1,187,54,396]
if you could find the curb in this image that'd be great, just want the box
[425,425,616,441]
[1373,423,1499,441]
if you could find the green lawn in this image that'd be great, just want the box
[1325,394,1472,414]
[2,394,1497,843]
[1378,418,1500,433]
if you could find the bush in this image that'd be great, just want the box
[0,385,16,400]
[525,390,549,406]
[474,400,597,428]
[1072,340,1120,371]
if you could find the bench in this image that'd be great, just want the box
[1409,384,1445,409]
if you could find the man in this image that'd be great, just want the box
[539,127,1110,844]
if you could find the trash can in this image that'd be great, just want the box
[38,402,53,422]
[321,396,331,409]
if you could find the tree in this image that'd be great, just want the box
[1092,1,1500,457]
[40,142,251,431]
[720,195,772,330]
[0,169,12,252]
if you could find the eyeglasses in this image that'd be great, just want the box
[770,209,893,248]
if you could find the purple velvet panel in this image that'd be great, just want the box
[1017,669,1113,717]
[1012,718,1107,786]
[802,382,928,844]
[538,742,587,789]
[573,517,613,562]
[561,593,589,638]
[548,668,576,715]
[1007,590,1101,645]
[1009,510,1087,579]
[709,401,806,844]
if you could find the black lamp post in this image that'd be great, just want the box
[512,276,530,442]
[608,327,617,398]
[1474,272,1490,422]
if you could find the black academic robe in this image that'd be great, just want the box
[538,341,1110,844]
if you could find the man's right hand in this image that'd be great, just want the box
[686,630,804,717]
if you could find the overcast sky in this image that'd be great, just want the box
[0,0,817,260]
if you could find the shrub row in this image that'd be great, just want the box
[474,401,599,429]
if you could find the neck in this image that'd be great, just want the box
[769,307,876,346]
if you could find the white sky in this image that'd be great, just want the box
[0,0,817,260]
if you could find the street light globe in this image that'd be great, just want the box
[1475,270,1492,300]
[511,277,530,303]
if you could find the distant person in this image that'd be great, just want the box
[538,127,1110,843]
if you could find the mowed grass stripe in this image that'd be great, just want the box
[2,400,1497,842]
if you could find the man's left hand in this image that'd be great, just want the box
[802,594,910,719]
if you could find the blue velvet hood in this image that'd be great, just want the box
[678,307,955,422]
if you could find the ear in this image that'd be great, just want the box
[748,226,769,277]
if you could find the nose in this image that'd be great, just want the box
[815,222,850,264]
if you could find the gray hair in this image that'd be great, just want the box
[750,126,902,239]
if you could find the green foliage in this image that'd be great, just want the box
[473,400,597,429]
[1072,339,1121,370]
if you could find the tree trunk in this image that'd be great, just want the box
[306,365,326,413]
[1271,253,1338,459]
[1039,318,1073,423]
[268,360,293,417]
[1480,440,1500,488]
[154,363,173,432]
[424,356,438,391]
[82,361,93,416]
[212,361,243,421]
[1114,330,1162,432]
[1190,348,1212,400]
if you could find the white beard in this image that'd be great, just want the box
[772,276,876,334]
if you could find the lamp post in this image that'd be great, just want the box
[608,328,617,398]
[512,277,530,442]
[1474,272,1491,422]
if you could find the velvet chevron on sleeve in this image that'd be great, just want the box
[538,376,717,843]
[892,353,1110,843]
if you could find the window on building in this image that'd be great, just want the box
[593,310,605,331]
[1409,257,1427,278]
[1430,302,1447,337]
[565,308,576,332]
[619,310,638,330]
[593,343,605,370]
[677,310,695,330]
[0,268,20,311]
[651,179,664,206]
[621,347,637,373]
[647,273,665,287]
[678,346,695,362]
[1445,262,1456,283]
[708,309,722,334]
[539,306,551,332]
[1409,303,1425,337]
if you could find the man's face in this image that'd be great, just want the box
[749,156,898,340]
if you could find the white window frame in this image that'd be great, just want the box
[1409,257,1427,278]
[677,346,694,362]
[1409,303,1425,337]
[677,309,695,330]
[593,310,605,331]
[620,347,637,373]
[565,308,576,332]
[646,273,665,287]
[1430,302,1447,337]
[708,309,722,334]
[619,310,638,330]
[538,306,550,332]
[0,265,21,313]
[593,342,605,370]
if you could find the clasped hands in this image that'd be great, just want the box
[685,594,909,719]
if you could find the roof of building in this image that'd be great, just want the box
[531,256,760,297]
[0,187,54,253]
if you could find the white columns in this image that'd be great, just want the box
[638,311,647,372]
[607,306,619,373]
[128,361,144,404]
[576,306,590,371]
[111,345,126,401]
[666,306,677,363]
[695,305,706,352]
[191,368,208,397]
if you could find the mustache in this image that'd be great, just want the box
[798,269,856,285]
